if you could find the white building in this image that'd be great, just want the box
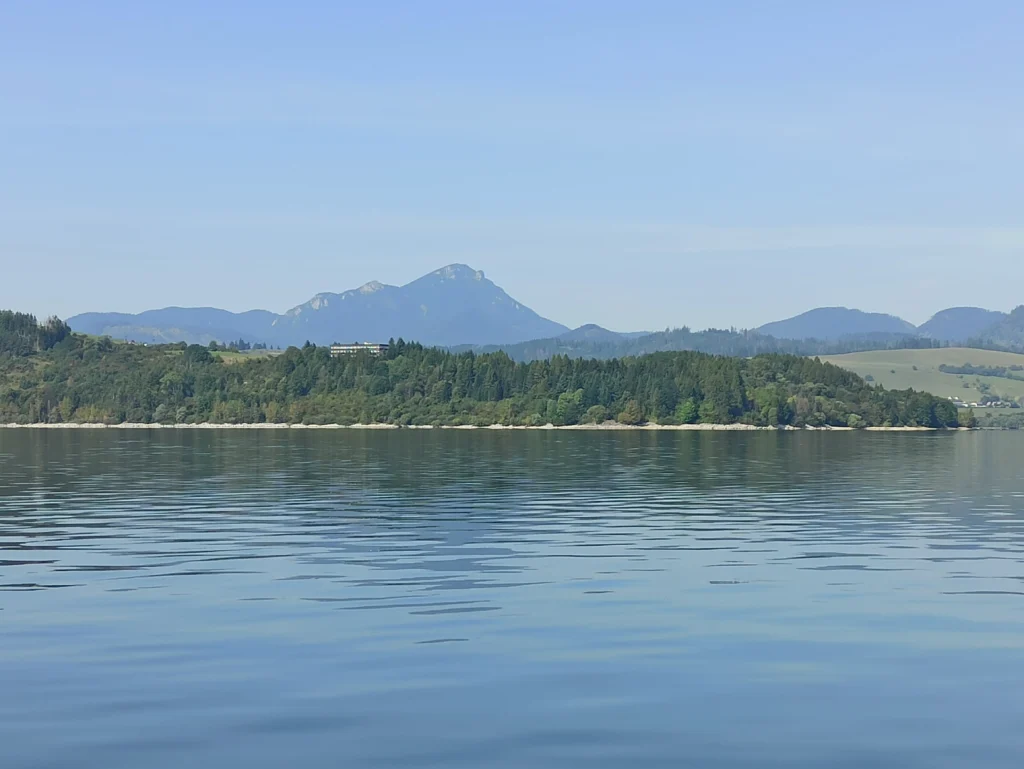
[330,342,389,357]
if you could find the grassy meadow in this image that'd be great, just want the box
[819,348,1024,403]
[212,349,282,364]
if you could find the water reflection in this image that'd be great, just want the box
[1,430,1023,768]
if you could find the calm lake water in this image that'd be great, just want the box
[2,430,1023,768]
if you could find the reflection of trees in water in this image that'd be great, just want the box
[1,430,1022,567]
[2,429,1020,504]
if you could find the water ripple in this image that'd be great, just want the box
[1,430,1024,768]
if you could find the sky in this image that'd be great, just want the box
[2,1,1023,331]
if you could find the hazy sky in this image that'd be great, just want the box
[2,1,1023,331]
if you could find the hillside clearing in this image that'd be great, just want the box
[819,348,1024,402]
[213,349,282,364]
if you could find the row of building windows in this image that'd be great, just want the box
[329,342,389,357]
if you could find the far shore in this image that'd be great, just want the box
[1,422,959,432]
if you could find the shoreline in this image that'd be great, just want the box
[1,422,957,432]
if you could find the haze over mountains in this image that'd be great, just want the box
[467,305,1024,362]
[68,263,1022,354]
[755,306,1009,343]
[756,309,917,341]
[70,265,568,348]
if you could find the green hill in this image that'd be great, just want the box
[819,348,1024,403]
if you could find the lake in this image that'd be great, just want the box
[2,430,1023,768]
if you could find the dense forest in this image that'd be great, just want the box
[0,311,71,357]
[0,314,964,428]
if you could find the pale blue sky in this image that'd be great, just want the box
[2,1,1023,330]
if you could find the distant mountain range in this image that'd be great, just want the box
[69,265,568,348]
[755,306,1011,343]
[68,265,1022,355]
[458,325,944,363]
[462,306,1024,362]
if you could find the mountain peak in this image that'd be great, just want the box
[303,293,334,312]
[557,324,625,343]
[67,263,568,347]
[434,264,484,281]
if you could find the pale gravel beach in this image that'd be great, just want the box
[1,422,947,431]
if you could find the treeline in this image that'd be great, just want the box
[209,339,270,352]
[0,319,962,427]
[974,411,1024,430]
[465,327,949,363]
[0,311,71,357]
[939,363,1024,381]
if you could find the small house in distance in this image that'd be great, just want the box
[330,342,389,357]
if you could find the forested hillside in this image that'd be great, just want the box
[0,311,71,357]
[757,308,916,340]
[972,306,1024,351]
[465,326,948,362]
[0,315,961,428]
